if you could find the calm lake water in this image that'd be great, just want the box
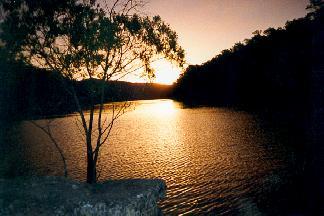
[15,99,300,215]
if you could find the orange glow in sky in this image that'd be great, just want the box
[124,0,309,84]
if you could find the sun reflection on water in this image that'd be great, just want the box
[133,99,179,116]
[17,99,292,215]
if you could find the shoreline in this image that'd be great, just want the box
[0,176,166,216]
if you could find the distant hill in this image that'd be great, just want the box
[0,61,171,120]
[172,14,315,113]
[77,79,172,104]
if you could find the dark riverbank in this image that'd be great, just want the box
[0,176,166,216]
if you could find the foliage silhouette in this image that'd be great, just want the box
[173,12,317,114]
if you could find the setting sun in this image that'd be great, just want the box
[120,58,184,85]
[151,59,183,85]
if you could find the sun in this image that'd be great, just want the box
[117,58,184,85]
[151,59,182,85]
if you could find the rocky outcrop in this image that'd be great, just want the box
[0,176,166,216]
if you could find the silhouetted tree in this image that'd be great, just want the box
[173,13,313,113]
[307,0,324,14]
[1,0,184,183]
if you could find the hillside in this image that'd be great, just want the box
[172,15,314,113]
[0,62,171,120]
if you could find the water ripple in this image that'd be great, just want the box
[17,99,293,214]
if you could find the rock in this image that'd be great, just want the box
[0,176,166,216]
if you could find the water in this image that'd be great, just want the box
[15,99,298,215]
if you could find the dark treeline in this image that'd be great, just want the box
[173,14,316,113]
[0,57,171,121]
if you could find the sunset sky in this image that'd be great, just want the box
[125,0,309,84]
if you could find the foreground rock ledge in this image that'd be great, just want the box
[0,176,166,216]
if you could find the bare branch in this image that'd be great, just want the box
[30,120,68,177]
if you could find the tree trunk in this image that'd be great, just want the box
[86,126,96,184]
[86,154,96,184]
